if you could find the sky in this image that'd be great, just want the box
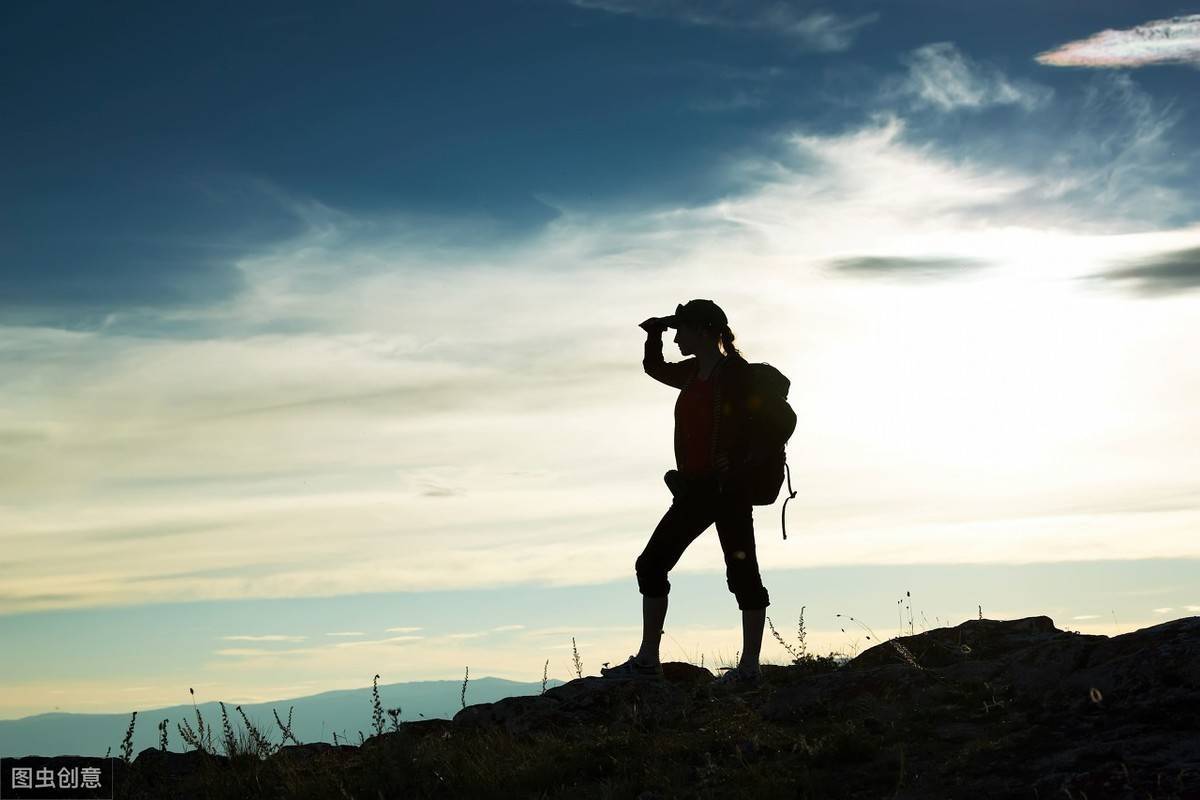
[2,1,1200,722]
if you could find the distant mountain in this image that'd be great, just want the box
[0,676,565,758]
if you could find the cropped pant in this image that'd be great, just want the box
[635,473,770,611]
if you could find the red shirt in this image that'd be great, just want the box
[676,370,716,476]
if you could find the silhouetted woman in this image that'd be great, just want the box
[600,299,769,688]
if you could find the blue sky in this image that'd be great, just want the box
[6,0,1197,327]
[3,1,1200,720]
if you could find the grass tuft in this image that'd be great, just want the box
[235,704,276,758]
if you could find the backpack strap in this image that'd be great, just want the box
[780,458,797,540]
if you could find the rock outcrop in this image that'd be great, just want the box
[98,615,1200,798]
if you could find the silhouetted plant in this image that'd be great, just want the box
[177,720,204,753]
[177,688,214,754]
[461,666,469,709]
[273,706,301,747]
[836,612,922,670]
[219,701,238,756]
[571,637,583,679]
[119,711,137,764]
[371,674,385,736]
[386,708,402,733]
[767,606,809,663]
[157,718,169,751]
[235,705,274,758]
[541,659,549,695]
[797,606,809,655]
[897,590,914,636]
[767,607,843,674]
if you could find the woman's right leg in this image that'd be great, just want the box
[637,595,669,665]
[634,489,715,665]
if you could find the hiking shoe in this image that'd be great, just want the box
[600,655,665,680]
[713,665,762,689]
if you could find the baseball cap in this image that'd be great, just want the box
[662,299,728,330]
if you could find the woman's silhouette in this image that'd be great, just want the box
[600,299,769,687]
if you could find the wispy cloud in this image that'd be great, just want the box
[894,42,1052,111]
[827,255,991,280]
[569,0,878,51]
[1036,15,1200,68]
[688,88,767,113]
[1115,587,1178,596]
[214,647,312,657]
[324,631,365,637]
[418,480,463,497]
[1034,73,1190,229]
[221,634,308,642]
[4,111,1200,615]
[1084,245,1200,297]
[446,625,528,638]
[331,635,424,649]
[1071,614,1101,620]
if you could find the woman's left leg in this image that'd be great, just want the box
[714,490,769,672]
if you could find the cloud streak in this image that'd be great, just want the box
[1036,15,1200,68]
[1084,246,1200,296]
[569,0,878,51]
[827,255,991,279]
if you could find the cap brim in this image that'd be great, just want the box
[661,315,680,328]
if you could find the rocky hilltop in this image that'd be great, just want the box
[21,615,1196,799]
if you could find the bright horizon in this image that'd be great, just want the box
[3,1,1199,722]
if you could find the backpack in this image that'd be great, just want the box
[738,362,798,539]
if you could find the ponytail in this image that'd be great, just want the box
[718,324,743,360]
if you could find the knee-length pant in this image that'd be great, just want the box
[635,474,770,611]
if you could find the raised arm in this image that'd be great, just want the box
[640,319,695,389]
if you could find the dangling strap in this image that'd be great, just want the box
[780,459,797,540]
